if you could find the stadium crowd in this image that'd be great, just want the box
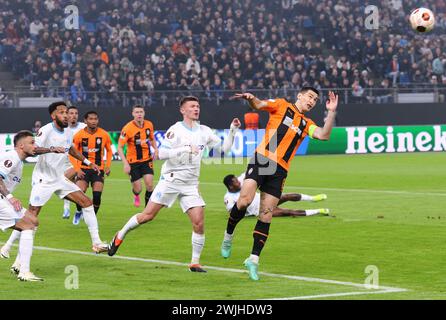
[0,0,446,107]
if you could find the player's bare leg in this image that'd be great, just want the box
[65,191,108,253]
[108,200,164,256]
[131,179,142,207]
[277,193,327,205]
[244,192,279,281]
[187,206,206,272]
[221,178,258,259]
[142,174,154,206]
[62,167,77,219]
[73,179,88,225]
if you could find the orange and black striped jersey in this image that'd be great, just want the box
[256,98,317,171]
[73,127,112,171]
[118,120,155,164]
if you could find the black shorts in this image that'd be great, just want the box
[78,169,105,185]
[130,160,154,182]
[245,153,288,199]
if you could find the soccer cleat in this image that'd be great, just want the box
[17,272,44,282]
[107,233,123,256]
[72,211,83,225]
[312,194,327,202]
[10,262,20,275]
[244,258,259,281]
[189,264,207,273]
[62,208,70,219]
[133,195,140,207]
[221,239,232,259]
[92,242,109,254]
[319,208,330,215]
[0,245,10,259]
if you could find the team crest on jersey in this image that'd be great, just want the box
[4,160,12,168]
[166,131,174,139]
[96,138,102,145]
[248,168,253,175]
[146,129,151,136]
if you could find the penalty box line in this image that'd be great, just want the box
[0,243,408,300]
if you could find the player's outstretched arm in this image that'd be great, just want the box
[34,146,65,155]
[312,91,339,141]
[230,93,268,110]
[221,118,241,153]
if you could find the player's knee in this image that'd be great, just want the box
[237,196,252,210]
[192,220,204,233]
[79,198,93,208]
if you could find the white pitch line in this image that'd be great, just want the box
[106,178,446,197]
[1,243,407,299]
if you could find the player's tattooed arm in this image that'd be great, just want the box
[69,146,100,173]
[0,176,9,197]
[34,146,65,155]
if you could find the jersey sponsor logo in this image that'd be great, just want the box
[84,148,99,153]
[4,160,12,168]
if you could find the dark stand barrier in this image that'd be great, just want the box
[0,102,445,133]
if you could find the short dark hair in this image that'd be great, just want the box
[179,96,199,107]
[132,104,144,110]
[300,86,320,96]
[223,174,236,190]
[84,111,98,120]
[48,101,67,115]
[14,130,34,147]
[67,105,78,111]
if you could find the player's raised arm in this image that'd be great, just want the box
[208,118,241,155]
[230,93,269,110]
[311,91,339,141]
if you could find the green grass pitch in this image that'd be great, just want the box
[0,152,445,300]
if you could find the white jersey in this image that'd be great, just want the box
[66,122,86,136]
[33,122,73,182]
[0,150,23,194]
[160,121,221,184]
[224,173,260,217]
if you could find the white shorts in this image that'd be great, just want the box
[150,180,206,213]
[30,176,81,207]
[0,197,26,232]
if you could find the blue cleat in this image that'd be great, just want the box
[72,211,83,225]
[244,258,259,281]
[62,208,70,219]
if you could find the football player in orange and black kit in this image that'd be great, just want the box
[220,87,339,281]
[72,111,112,224]
[118,105,159,207]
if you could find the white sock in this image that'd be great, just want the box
[305,209,321,216]
[224,231,234,242]
[18,230,34,274]
[4,229,21,251]
[300,194,313,201]
[82,205,101,244]
[117,214,140,240]
[249,254,259,264]
[64,199,71,211]
[191,232,205,265]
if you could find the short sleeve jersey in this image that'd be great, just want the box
[256,98,316,171]
[0,150,23,193]
[73,127,112,170]
[118,120,155,164]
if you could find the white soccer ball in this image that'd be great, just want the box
[409,7,435,33]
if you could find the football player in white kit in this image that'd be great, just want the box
[108,96,241,273]
[62,105,87,221]
[0,131,42,281]
[2,102,108,262]
[223,173,329,217]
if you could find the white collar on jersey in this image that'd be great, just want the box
[181,120,200,132]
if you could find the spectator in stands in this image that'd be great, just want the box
[71,79,87,104]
